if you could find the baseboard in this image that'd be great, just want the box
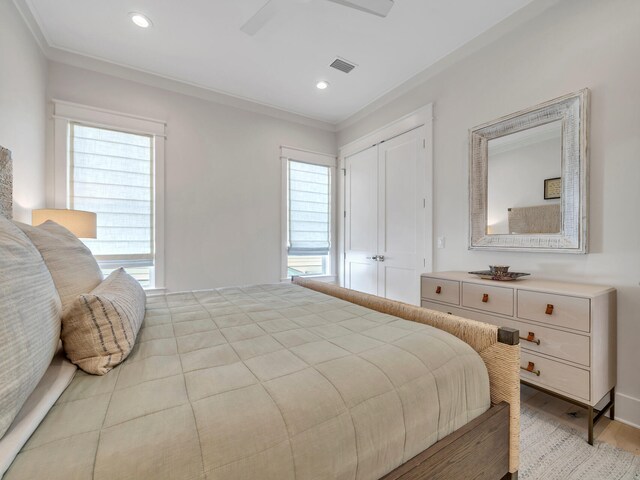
[615,392,640,429]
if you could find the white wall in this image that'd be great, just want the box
[47,62,336,292]
[337,0,640,426]
[488,135,561,234]
[0,0,47,222]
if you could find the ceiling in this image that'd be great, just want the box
[24,0,533,124]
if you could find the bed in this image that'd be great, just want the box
[0,147,520,479]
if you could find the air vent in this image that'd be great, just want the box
[330,57,356,74]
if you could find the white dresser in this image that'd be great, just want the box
[421,271,616,444]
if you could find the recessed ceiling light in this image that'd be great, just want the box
[130,13,152,28]
[316,81,329,90]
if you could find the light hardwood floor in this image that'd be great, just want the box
[521,385,640,455]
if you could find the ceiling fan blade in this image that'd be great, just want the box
[241,0,288,35]
[326,0,394,17]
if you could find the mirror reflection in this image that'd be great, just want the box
[486,120,563,235]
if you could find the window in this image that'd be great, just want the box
[53,101,165,289]
[281,147,336,279]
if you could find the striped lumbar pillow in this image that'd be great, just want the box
[62,267,146,375]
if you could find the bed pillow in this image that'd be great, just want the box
[16,220,103,314]
[0,344,76,477]
[62,267,146,375]
[0,217,61,439]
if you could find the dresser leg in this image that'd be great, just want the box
[610,387,615,420]
[588,406,594,445]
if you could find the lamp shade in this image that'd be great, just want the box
[32,209,97,238]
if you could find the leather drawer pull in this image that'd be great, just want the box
[545,304,554,315]
[520,331,541,345]
[482,293,489,303]
[435,286,442,294]
[520,361,541,376]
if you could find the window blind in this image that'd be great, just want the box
[69,123,154,266]
[288,160,330,256]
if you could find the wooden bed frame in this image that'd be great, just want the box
[293,277,520,480]
[0,150,519,480]
[384,402,511,480]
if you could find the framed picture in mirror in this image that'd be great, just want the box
[544,177,562,200]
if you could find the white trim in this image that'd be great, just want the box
[51,100,166,289]
[13,0,555,128]
[281,145,337,161]
[153,133,166,289]
[281,147,337,168]
[614,392,640,429]
[337,104,434,287]
[339,104,433,158]
[144,287,168,295]
[281,275,337,284]
[280,156,289,281]
[12,0,335,131]
[335,1,562,130]
[11,0,48,54]
[280,147,337,281]
[53,100,166,136]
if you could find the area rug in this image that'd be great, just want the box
[520,405,640,479]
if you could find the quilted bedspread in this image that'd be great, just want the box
[5,283,490,480]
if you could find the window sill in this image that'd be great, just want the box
[144,287,167,295]
[281,275,337,284]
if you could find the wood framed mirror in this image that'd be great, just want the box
[469,89,589,253]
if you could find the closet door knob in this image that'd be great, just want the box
[482,293,489,303]
[545,304,554,315]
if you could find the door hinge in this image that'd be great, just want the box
[342,168,346,176]
[344,252,347,260]
[423,198,426,208]
[343,211,346,218]
[423,258,426,267]
[422,139,426,148]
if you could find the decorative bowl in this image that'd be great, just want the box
[489,265,510,276]
[469,270,530,281]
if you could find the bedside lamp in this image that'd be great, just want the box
[32,209,97,239]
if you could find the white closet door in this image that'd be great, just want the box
[344,145,378,295]
[377,127,426,305]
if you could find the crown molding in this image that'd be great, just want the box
[12,0,560,132]
[12,0,48,54]
[46,47,338,131]
[11,0,337,132]
[336,0,562,131]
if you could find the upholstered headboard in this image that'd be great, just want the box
[0,147,12,219]
[508,204,560,234]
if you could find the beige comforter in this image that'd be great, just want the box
[6,283,490,480]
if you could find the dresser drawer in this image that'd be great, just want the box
[509,318,590,367]
[462,282,513,316]
[518,291,590,333]
[421,277,459,305]
[423,302,591,367]
[520,351,590,402]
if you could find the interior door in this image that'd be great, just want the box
[377,127,426,304]
[343,126,428,305]
[344,145,378,295]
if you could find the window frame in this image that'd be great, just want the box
[281,146,337,282]
[52,100,166,291]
